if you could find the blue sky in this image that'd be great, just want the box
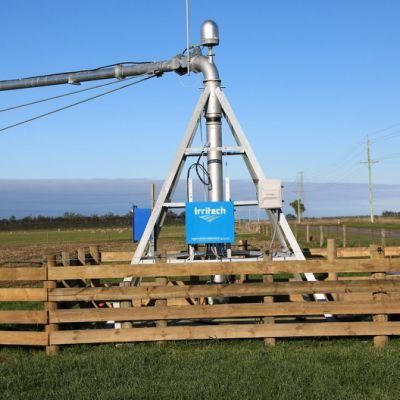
[1,0,399,185]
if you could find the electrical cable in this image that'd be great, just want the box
[186,144,212,200]
[376,153,400,162]
[0,76,140,113]
[371,130,400,144]
[368,122,400,139]
[268,211,279,252]
[0,74,156,134]
[93,61,153,70]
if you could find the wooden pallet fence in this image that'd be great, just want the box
[0,246,102,351]
[44,251,400,349]
[2,244,400,352]
[0,262,47,347]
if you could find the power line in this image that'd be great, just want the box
[0,74,156,134]
[0,77,141,113]
[376,153,400,162]
[371,130,400,144]
[307,146,364,182]
[368,122,400,138]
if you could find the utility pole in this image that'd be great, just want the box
[361,137,378,223]
[296,171,304,224]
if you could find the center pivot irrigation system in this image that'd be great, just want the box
[0,20,327,303]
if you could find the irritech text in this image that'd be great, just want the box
[194,206,227,216]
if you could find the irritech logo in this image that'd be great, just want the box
[194,206,226,223]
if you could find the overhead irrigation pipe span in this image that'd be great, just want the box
[0,48,217,91]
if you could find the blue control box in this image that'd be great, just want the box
[132,207,151,242]
[185,201,235,244]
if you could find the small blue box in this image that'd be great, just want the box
[185,201,235,244]
[132,207,151,242]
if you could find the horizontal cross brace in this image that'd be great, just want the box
[185,146,244,157]
[163,200,258,208]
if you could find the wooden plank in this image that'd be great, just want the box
[50,301,400,324]
[101,252,133,262]
[385,247,400,257]
[308,247,371,258]
[0,331,48,346]
[89,245,100,264]
[0,310,46,324]
[0,288,46,302]
[48,259,400,280]
[48,279,400,302]
[0,267,46,281]
[105,248,400,261]
[50,321,400,345]
[45,254,59,355]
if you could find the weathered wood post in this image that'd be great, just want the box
[327,238,337,300]
[89,245,100,264]
[263,254,276,346]
[306,224,310,243]
[370,244,388,348]
[342,224,347,248]
[61,251,70,267]
[155,275,168,343]
[319,225,324,247]
[45,254,59,355]
[381,229,386,248]
[238,240,248,283]
[77,247,87,265]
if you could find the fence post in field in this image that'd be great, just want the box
[238,240,248,283]
[327,238,337,300]
[370,244,388,348]
[342,224,347,248]
[306,224,310,243]
[156,276,168,338]
[263,254,276,346]
[381,229,386,247]
[294,223,298,239]
[319,225,324,247]
[45,255,59,355]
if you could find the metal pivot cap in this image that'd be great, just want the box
[200,20,220,47]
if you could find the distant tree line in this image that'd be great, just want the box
[0,211,185,231]
[381,211,400,217]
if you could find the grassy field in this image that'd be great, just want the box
[0,228,132,247]
[1,340,400,399]
[1,222,399,249]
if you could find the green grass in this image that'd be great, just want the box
[1,223,398,249]
[0,302,43,311]
[1,340,400,399]
[0,225,268,249]
[0,228,132,246]
[1,223,400,399]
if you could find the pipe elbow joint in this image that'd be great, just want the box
[189,55,220,83]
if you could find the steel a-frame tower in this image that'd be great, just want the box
[131,84,305,265]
